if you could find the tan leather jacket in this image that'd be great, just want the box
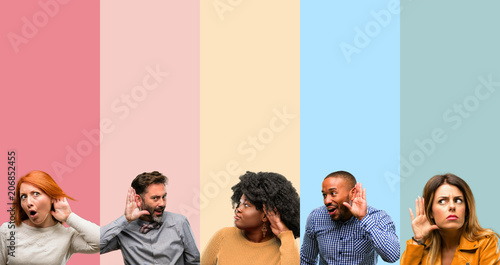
[401,234,500,265]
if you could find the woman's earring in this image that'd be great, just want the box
[262,223,267,237]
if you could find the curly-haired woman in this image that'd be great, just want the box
[201,171,300,265]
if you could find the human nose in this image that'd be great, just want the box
[235,204,243,214]
[158,197,166,207]
[449,200,456,211]
[324,195,332,205]
[26,196,34,207]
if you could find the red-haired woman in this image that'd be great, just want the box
[0,170,99,264]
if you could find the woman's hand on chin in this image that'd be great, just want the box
[51,197,72,223]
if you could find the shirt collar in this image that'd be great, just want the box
[330,213,357,226]
[458,234,480,251]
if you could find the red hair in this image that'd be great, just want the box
[14,170,75,226]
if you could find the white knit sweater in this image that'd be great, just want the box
[0,213,99,265]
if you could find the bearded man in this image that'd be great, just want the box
[300,171,399,264]
[100,171,200,265]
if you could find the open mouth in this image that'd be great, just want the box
[154,208,164,215]
[29,210,37,217]
[327,206,337,215]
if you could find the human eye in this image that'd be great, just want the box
[455,198,463,204]
[20,194,27,200]
[322,193,326,198]
[331,192,337,196]
[438,199,445,204]
[34,192,40,196]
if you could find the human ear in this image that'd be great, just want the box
[135,194,142,208]
[261,210,267,222]
[349,186,356,200]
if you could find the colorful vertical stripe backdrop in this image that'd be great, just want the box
[0,1,499,265]
[200,0,300,252]
[400,0,500,255]
[0,1,100,264]
[300,2,400,265]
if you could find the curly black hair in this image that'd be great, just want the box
[231,171,300,238]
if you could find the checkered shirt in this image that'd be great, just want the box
[300,205,400,264]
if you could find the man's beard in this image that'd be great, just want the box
[328,194,351,221]
[141,200,165,222]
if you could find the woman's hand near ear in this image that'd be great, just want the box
[409,196,439,243]
[51,197,72,223]
[263,205,289,236]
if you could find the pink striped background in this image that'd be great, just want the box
[0,0,100,264]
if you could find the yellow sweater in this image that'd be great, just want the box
[201,227,299,265]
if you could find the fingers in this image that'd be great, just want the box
[127,188,137,203]
[127,187,132,203]
[421,197,425,216]
[419,196,425,216]
[430,224,440,231]
[263,205,279,216]
[409,208,415,221]
[263,205,281,223]
[343,201,352,211]
[129,187,136,203]
[52,198,62,208]
[415,197,419,217]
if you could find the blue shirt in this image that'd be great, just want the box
[300,205,399,265]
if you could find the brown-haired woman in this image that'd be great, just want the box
[0,170,99,264]
[401,173,500,265]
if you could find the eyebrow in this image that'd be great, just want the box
[321,188,337,193]
[437,195,463,199]
[20,189,39,194]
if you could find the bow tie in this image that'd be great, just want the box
[139,222,163,234]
